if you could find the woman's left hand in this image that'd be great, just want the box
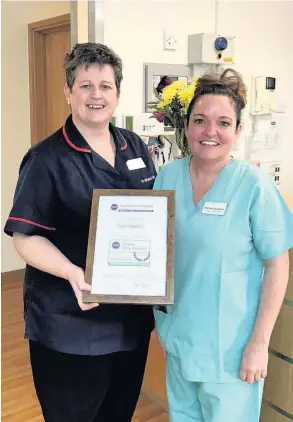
[240,340,269,384]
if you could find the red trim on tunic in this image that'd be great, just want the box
[63,125,128,152]
[8,217,56,231]
[62,127,91,153]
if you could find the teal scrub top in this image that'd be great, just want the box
[153,157,293,383]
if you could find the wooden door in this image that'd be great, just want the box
[28,14,71,144]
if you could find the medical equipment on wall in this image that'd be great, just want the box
[247,73,284,186]
[250,76,277,115]
[123,113,169,171]
[188,33,235,65]
[251,160,282,186]
[249,119,281,153]
[248,116,284,186]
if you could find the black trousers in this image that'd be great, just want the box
[29,335,151,422]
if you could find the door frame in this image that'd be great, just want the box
[28,14,70,145]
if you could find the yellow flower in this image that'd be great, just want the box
[178,86,193,106]
[161,86,176,105]
[159,80,186,106]
[178,77,199,108]
[157,100,167,108]
[156,77,199,110]
[169,80,186,90]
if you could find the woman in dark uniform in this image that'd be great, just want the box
[4,43,156,422]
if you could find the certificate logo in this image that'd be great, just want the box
[108,239,151,267]
[112,241,120,249]
[111,204,118,211]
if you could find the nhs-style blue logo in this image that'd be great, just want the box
[111,204,118,211]
[112,241,120,249]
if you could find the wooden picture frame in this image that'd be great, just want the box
[83,189,175,305]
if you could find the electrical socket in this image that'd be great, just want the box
[276,102,286,113]
[163,32,177,50]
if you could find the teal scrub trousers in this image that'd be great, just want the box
[166,354,264,422]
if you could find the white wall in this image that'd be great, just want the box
[104,0,293,193]
[104,1,216,114]
[1,1,70,272]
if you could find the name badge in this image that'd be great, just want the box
[202,202,227,216]
[126,158,146,171]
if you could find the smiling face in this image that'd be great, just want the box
[185,94,242,163]
[64,64,119,129]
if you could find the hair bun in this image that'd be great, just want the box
[220,68,247,105]
[195,68,247,106]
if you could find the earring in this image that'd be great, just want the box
[67,101,70,105]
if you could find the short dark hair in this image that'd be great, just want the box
[186,69,247,129]
[64,42,123,92]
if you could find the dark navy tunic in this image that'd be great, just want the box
[4,115,156,355]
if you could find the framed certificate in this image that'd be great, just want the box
[83,189,175,305]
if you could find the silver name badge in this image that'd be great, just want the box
[202,202,227,216]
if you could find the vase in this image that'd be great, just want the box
[175,128,191,158]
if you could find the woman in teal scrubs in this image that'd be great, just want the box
[154,69,293,422]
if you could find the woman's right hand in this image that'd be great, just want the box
[66,264,99,311]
